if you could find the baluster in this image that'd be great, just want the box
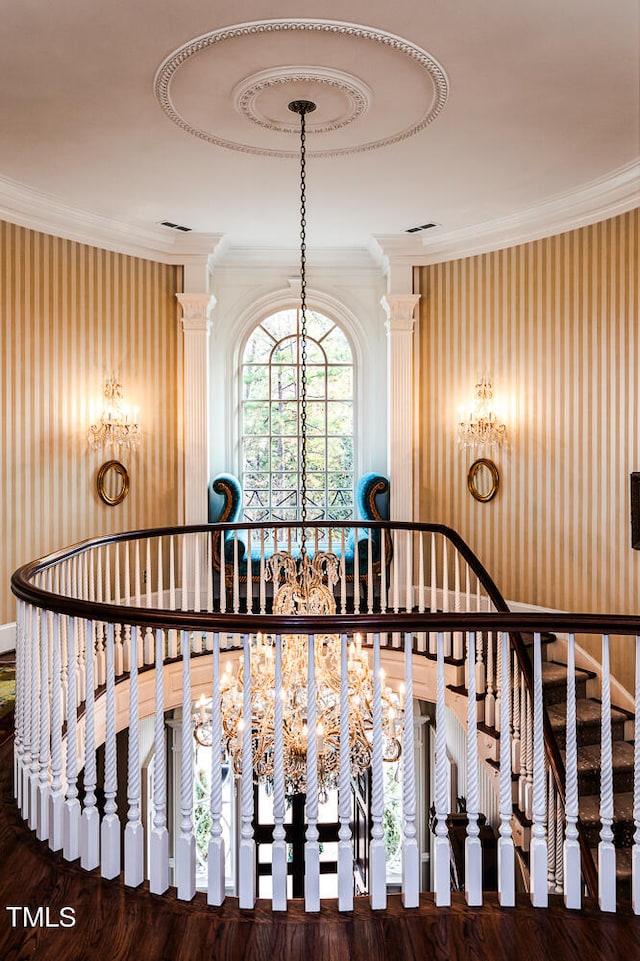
[144,539,154,664]
[63,617,81,861]
[181,535,189,613]
[177,630,196,901]
[101,622,121,879]
[48,614,64,851]
[498,632,515,906]
[219,528,227,617]
[417,532,425,652]
[634,636,640,914]
[18,604,29,816]
[429,534,437,654]
[207,632,226,905]
[465,632,482,904]
[353,526,360,613]
[246,528,253,615]
[271,633,287,911]
[380,524,387,615]
[340,529,347,614]
[150,628,169,894]
[259,528,266,614]
[338,632,353,911]
[206,532,213,615]
[81,621,99,870]
[530,632,548,907]
[453,552,463,661]
[305,633,321,911]
[402,631,419,907]
[494,632,501,734]
[599,633,616,912]
[547,767,557,893]
[368,632,387,910]
[434,631,451,905]
[125,625,144,887]
[512,652,521,777]
[368,528,374,614]
[233,533,240,614]
[564,632,581,908]
[168,536,178,658]
[14,601,23,805]
[555,794,564,895]
[238,634,256,908]
[28,604,40,829]
[392,530,398,614]
[95,551,106,686]
[485,629,495,728]
[114,546,124,676]
[36,609,50,841]
[442,539,450,657]
[525,688,534,820]
[123,542,132,672]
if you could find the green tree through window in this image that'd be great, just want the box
[241,309,354,525]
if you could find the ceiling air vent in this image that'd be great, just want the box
[160,221,192,232]
[405,222,438,233]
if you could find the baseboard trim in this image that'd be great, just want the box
[0,622,16,654]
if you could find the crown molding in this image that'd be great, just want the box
[374,159,640,267]
[0,174,222,264]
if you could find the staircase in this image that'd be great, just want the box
[515,635,636,900]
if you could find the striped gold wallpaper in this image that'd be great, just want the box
[415,208,640,688]
[0,221,183,625]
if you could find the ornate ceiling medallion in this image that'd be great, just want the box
[153,18,449,158]
[233,67,371,135]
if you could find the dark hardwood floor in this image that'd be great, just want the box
[2,732,640,961]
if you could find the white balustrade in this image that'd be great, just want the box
[11,524,640,920]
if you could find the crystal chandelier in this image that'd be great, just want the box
[193,100,404,797]
[457,377,506,449]
[88,377,140,451]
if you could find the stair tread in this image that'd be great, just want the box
[542,662,595,686]
[561,740,636,773]
[579,791,634,823]
[547,698,629,728]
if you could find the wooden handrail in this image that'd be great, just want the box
[13,519,638,900]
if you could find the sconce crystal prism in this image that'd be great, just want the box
[88,378,140,451]
[458,377,506,449]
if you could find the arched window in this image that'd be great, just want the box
[241,308,354,523]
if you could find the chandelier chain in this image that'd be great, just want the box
[298,104,309,556]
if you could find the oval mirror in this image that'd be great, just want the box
[467,458,499,503]
[97,460,130,506]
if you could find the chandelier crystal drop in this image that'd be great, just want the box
[193,98,405,796]
[88,378,140,451]
[457,377,506,449]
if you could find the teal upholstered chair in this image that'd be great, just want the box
[208,472,391,583]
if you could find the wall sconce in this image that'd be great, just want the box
[88,378,140,452]
[457,377,506,450]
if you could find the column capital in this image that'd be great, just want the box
[176,293,216,332]
[381,294,421,334]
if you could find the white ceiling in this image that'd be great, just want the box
[1,0,638,262]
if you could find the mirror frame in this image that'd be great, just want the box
[467,458,499,503]
[97,460,130,506]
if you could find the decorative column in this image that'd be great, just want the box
[176,292,216,525]
[382,292,420,602]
